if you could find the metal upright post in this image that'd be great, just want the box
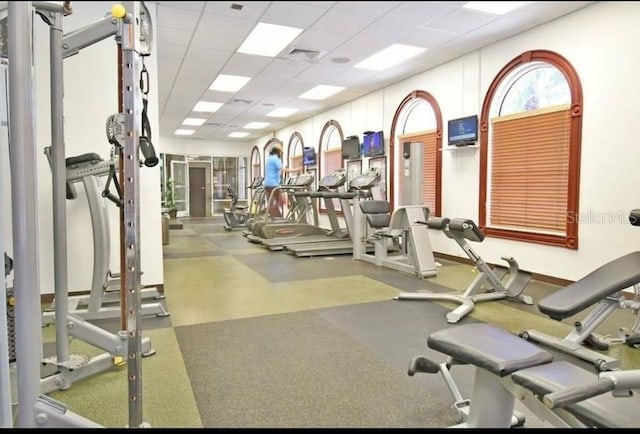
[0,61,12,429]
[47,3,72,380]
[120,2,145,427]
[7,1,42,427]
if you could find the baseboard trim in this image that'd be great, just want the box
[433,252,574,287]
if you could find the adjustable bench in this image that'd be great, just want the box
[520,250,640,371]
[412,322,640,427]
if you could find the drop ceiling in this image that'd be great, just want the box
[154,1,595,142]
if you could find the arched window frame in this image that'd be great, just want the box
[389,90,443,216]
[250,145,261,182]
[287,132,304,174]
[318,120,344,212]
[479,49,583,249]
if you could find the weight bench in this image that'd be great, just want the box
[395,217,532,323]
[409,322,640,427]
[520,250,640,371]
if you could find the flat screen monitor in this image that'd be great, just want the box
[341,136,361,160]
[363,131,385,157]
[303,147,316,165]
[448,115,478,147]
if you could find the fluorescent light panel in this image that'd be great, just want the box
[266,107,299,118]
[244,122,270,130]
[299,85,345,100]
[193,101,223,112]
[175,129,194,136]
[182,117,206,126]
[463,1,529,15]
[209,74,251,92]
[354,44,427,71]
[237,22,303,57]
[229,132,250,138]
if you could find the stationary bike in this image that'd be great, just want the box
[224,177,262,231]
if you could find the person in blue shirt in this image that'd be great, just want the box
[263,145,293,218]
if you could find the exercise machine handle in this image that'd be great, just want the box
[543,377,615,409]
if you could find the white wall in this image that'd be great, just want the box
[245,2,640,282]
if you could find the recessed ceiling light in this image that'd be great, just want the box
[463,1,529,15]
[237,22,303,57]
[175,129,195,136]
[182,117,206,126]
[266,107,299,118]
[331,57,350,64]
[244,122,270,130]
[229,132,250,138]
[209,74,251,92]
[193,101,223,113]
[298,85,345,100]
[354,44,427,71]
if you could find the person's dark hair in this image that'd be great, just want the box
[269,147,282,157]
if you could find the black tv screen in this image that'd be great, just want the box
[341,136,361,160]
[363,131,384,157]
[448,115,478,147]
[303,147,316,165]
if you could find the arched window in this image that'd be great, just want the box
[319,120,344,212]
[250,146,261,182]
[288,132,304,175]
[390,90,443,216]
[479,50,583,249]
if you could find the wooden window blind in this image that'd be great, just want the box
[488,105,570,234]
[290,156,303,174]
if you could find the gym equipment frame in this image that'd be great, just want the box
[5,1,152,427]
[408,322,640,428]
[395,217,533,323]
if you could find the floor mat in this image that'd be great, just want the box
[175,309,456,428]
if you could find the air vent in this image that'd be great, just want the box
[206,122,222,127]
[287,47,323,62]
[230,4,243,10]
[233,98,252,105]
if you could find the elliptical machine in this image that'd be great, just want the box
[224,176,262,231]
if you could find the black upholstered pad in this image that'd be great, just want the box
[510,361,640,428]
[538,251,640,319]
[427,323,552,377]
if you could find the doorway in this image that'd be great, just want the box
[189,167,206,217]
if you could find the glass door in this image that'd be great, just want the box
[171,159,188,217]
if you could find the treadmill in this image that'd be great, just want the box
[246,172,318,242]
[259,168,350,251]
[284,167,382,257]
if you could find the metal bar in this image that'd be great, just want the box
[48,4,71,372]
[120,1,144,427]
[0,60,12,430]
[7,1,42,427]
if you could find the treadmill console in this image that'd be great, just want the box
[318,168,346,189]
[349,168,380,191]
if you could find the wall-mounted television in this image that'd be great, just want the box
[341,136,361,160]
[363,131,385,157]
[448,115,478,147]
[303,147,316,165]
